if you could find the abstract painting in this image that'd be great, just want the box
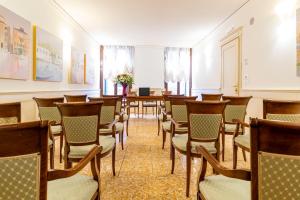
[85,53,96,85]
[33,26,63,81]
[70,47,84,84]
[0,5,31,80]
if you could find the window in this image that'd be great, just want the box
[164,47,191,95]
[103,46,134,95]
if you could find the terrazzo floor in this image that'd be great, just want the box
[53,114,250,200]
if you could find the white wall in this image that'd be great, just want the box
[192,0,300,118]
[0,0,100,121]
[134,46,165,89]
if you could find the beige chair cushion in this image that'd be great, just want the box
[100,122,123,134]
[199,175,250,200]
[48,174,98,200]
[225,124,242,133]
[158,113,171,121]
[172,134,217,154]
[234,134,250,149]
[50,125,62,134]
[115,114,129,121]
[69,136,115,158]
[0,117,18,125]
[48,139,53,146]
[162,121,188,133]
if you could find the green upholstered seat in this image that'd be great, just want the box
[158,113,171,121]
[48,174,98,200]
[50,125,62,134]
[48,138,53,146]
[69,136,115,159]
[115,114,129,121]
[266,114,300,122]
[100,122,123,134]
[162,121,188,133]
[224,124,242,133]
[234,133,250,149]
[0,117,18,125]
[172,134,217,154]
[199,175,250,200]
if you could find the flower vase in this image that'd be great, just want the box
[122,84,128,97]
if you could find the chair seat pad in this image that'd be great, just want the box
[48,139,53,146]
[68,136,115,158]
[115,114,129,121]
[199,175,250,200]
[225,124,242,133]
[48,174,98,200]
[234,134,250,149]
[172,134,217,154]
[158,113,171,121]
[162,121,188,133]
[50,125,62,134]
[100,122,123,134]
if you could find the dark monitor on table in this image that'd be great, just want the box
[139,87,150,96]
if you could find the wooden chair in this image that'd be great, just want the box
[201,93,223,101]
[103,95,129,136]
[197,118,300,200]
[33,97,64,167]
[142,90,158,117]
[127,91,140,117]
[171,100,228,197]
[221,96,252,161]
[233,99,300,169]
[64,94,87,102]
[0,121,101,200]
[0,102,21,124]
[89,97,123,152]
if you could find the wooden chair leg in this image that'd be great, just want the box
[171,145,175,174]
[242,149,247,161]
[233,143,238,169]
[222,131,225,161]
[112,147,116,176]
[121,131,124,150]
[126,120,129,136]
[50,145,54,169]
[158,119,160,136]
[162,130,166,149]
[59,133,63,163]
[186,153,191,197]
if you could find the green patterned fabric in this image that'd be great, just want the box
[258,152,300,200]
[165,101,171,113]
[224,105,247,123]
[266,114,300,122]
[172,134,217,154]
[50,125,62,134]
[100,106,115,124]
[63,115,98,144]
[172,105,187,122]
[199,175,250,200]
[0,153,40,200]
[48,174,98,200]
[190,114,222,140]
[234,133,250,149]
[0,117,18,125]
[158,113,171,121]
[69,136,115,158]
[225,124,242,133]
[116,101,122,113]
[39,107,61,123]
[100,122,123,134]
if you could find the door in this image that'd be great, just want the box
[221,35,241,96]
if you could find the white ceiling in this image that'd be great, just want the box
[54,0,248,47]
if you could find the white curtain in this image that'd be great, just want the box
[103,46,135,80]
[164,47,190,82]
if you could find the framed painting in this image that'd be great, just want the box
[84,53,96,85]
[297,8,300,76]
[0,5,31,80]
[33,26,63,81]
[70,47,84,84]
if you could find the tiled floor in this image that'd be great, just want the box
[54,114,250,200]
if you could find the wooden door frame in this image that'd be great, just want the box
[220,27,243,96]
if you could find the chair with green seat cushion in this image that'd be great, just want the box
[0,102,20,125]
[0,120,102,200]
[221,96,252,162]
[57,102,116,176]
[233,99,300,169]
[33,97,64,167]
[171,100,228,197]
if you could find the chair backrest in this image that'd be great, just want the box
[0,121,48,200]
[103,95,123,114]
[64,94,87,103]
[250,119,300,200]
[201,93,223,101]
[57,102,102,146]
[263,99,300,122]
[89,97,118,125]
[222,96,252,123]
[169,96,197,122]
[33,97,64,124]
[186,100,228,141]
[0,102,21,125]
[163,95,184,113]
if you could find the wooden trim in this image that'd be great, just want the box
[100,45,104,96]
[189,48,192,96]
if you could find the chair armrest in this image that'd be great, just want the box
[196,146,251,182]
[48,121,57,141]
[47,146,102,181]
[232,119,250,137]
[232,119,250,128]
